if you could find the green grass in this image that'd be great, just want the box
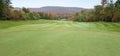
[0,20,120,56]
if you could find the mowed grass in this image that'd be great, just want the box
[0,20,120,56]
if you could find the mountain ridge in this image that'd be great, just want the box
[14,6,92,17]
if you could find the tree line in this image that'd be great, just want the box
[0,0,58,20]
[0,0,120,22]
[72,0,120,22]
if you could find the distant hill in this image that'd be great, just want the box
[14,6,92,17]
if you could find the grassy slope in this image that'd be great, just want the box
[0,20,120,56]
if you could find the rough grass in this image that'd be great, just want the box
[0,20,120,56]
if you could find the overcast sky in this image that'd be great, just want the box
[11,0,116,8]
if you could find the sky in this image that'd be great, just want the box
[11,0,115,8]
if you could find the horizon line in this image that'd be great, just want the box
[13,6,95,9]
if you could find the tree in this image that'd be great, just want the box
[4,0,11,6]
[94,5,103,21]
[0,0,4,17]
[112,0,120,22]
[112,9,120,22]
[22,7,30,13]
[115,0,120,9]
[0,0,12,20]
[99,0,117,22]
[101,0,108,7]
[100,0,114,22]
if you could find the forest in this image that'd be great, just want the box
[0,0,120,22]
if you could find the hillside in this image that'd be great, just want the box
[14,6,91,17]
